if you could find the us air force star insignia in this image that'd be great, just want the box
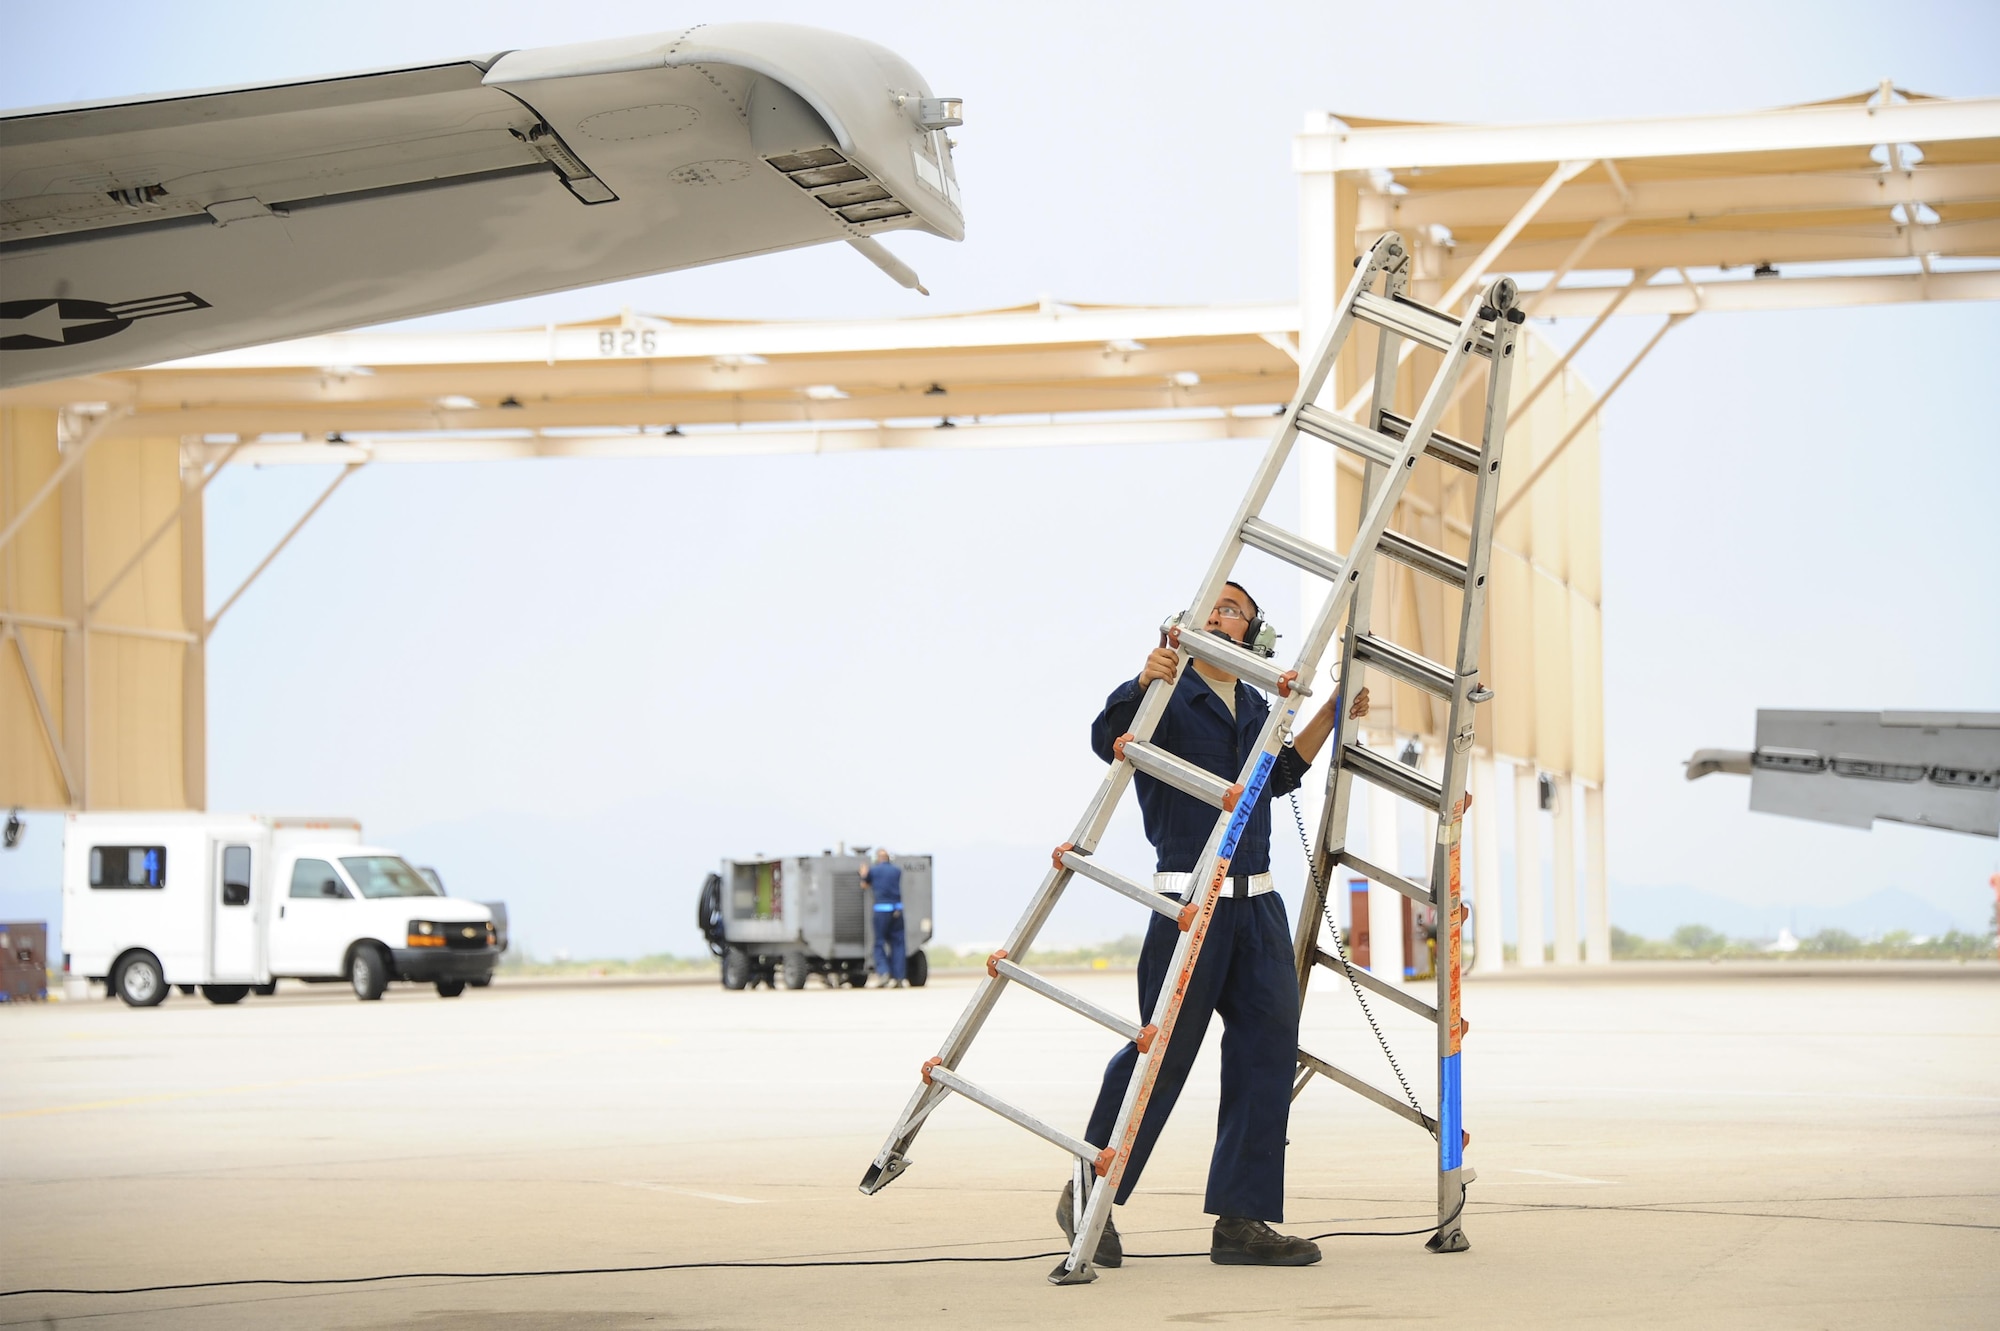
[0,292,210,351]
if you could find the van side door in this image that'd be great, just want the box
[268,857,353,977]
[209,841,262,981]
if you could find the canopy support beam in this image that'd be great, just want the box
[1497,313,1691,522]
[206,462,364,635]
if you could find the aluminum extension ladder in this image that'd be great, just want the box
[858,230,1524,1284]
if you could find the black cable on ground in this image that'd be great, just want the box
[1310,1186,1469,1240]
[0,1208,1465,1298]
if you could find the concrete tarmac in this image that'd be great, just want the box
[3,964,1996,1328]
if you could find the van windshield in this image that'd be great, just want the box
[339,856,440,899]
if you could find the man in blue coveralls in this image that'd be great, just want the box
[862,849,906,988]
[1056,581,1368,1268]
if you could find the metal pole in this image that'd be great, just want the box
[87,442,240,617]
[1551,772,1578,965]
[4,622,77,804]
[1497,313,1689,523]
[1583,783,1611,964]
[1337,159,1592,419]
[1471,753,1504,973]
[1514,763,1544,967]
[205,462,364,635]
[1506,268,1658,427]
[0,408,126,555]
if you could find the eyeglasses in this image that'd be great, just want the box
[1210,605,1250,621]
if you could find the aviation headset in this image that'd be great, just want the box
[1165,583,1278,659]
[1227,581,1279,659]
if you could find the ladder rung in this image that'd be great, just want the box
[1334,848,1433,906]
[1239,516,1345,584]
[1380,530,1468,590]
[1294,404,1400,470]
[1296,1048,1438,1135]
[1353,290,1494,360]
[924,1064,1107,1166]
[1173,624,1308,699]
[1120,739,1238,811]
[1059,849,1187,924]
[991,956,1145,1044]
[1341,742,1444,814]
[1378,410,1484,473]
[1353,634,1455,699]
[1313,947,1438,1022]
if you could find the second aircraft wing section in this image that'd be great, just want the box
[0,22,964,388]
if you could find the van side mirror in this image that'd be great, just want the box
[222,883,250,906]
[320,880,343,898]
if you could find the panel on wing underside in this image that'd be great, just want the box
[0,23,965,389]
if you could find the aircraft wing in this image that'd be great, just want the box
[0,23,964,389]
[1685,710,2000,838]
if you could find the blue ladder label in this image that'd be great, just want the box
[1440,1052,1463,1170]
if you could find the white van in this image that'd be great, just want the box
[63,812,499,1006]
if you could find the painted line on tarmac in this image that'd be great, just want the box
[0,1056,520,1121]
[615,1181,764,1204]
[1508,1168,1615,1185]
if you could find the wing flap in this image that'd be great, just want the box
[1747,710,2000,838]
[2,65,542,243]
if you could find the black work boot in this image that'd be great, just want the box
[1056,1179,1123,1268]
[1210,1216,1321,1266]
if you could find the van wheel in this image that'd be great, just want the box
[113,952,167,1007]
[252,982,277,996]
[436,979,466,998]
[907,951,929,988]
[468,976,491,988]
[349,946,390,1001]
[782,953,811,990]
[721,948,750,991]
[202,985,250,1005]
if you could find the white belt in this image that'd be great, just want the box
[1154,870,1276,899]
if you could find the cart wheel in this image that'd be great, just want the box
[782,954,810,990]
[721,948,750,990]
[907,950,928,988]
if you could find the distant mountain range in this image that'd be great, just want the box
[1610,881,1989,941]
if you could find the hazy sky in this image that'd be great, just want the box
[3,1,1995,958]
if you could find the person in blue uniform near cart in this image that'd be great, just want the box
[1056,581,1368,1268]
[862,848,907,988]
